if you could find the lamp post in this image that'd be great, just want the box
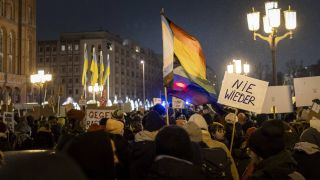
[88,83,103,103]
[30,70,52,105]
[247,1,297,85]
[140,60,146,107]
[227,59,250,75]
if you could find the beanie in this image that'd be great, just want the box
[105,119,124,135]
[142,111,165,132]
[248,120,285,159]
[155,125,193,161]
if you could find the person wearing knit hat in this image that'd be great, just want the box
[184,114,240,180]
[293,126,320,180]
[105,119,125,135]
[63,131,116,180]
[247,119,299,179]
[147,126,207,180]
[208,122,226,144]
[112,109,125,121]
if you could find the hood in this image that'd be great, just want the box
[310,119,320,133]
[188,114,208,131]
[183,121,202,142]
[253,150,297,179]
[135,130,158,142]
[294,142,320,155]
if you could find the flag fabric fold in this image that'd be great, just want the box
[103,54,110,86]
[82,43,88,86]
[90,47,99,86]
[99,51,104,86]
[161,14,219,106]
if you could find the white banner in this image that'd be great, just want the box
[294,76,320,107]
[85,109,115,129]
[218,72,269,113]
[261,86,293,114]
[172,97,185,109]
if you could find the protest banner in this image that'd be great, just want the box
[153,98,161,105]
[172,96,185,109]
[85,107,116,129]
[218,72,269,113]
[261,86,293,114]
[294,76,320,107]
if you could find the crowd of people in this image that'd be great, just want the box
[0,103,319,180]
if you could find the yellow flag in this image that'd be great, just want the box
[99,51,105,86]
[90,47,99,86]
[81,43,88,86]
[103,54,110,85]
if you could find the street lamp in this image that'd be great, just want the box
[88,83,103,103]
[227,59,250,75]
[140,60,145,107]
[30,70,52,105]
[247,2,297,85]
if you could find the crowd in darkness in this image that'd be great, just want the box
[0,103,319,180]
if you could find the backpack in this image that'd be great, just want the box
[201,148,233,180]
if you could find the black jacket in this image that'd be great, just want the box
[249,150,297,180]
[147,155,207,180]
[293,142,320,180]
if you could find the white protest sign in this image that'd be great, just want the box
[85,108,115,129]
[172,96,185,109]
[261,86,293,114]
[153,98,161,105]
[294,76,320,107]
[218,72,269,113]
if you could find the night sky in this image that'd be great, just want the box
[37,0,320,82]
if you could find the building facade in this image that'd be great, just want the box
[37,31,163,103]
[0,0,36,104]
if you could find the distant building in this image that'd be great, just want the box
[0,0,36,103]
[37,31,163,102]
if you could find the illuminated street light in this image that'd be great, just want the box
[30,70,52,105]
[226,59,250,75]
[247,2,297,85]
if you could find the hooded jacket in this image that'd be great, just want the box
[147,155,206,180]
[184,119,239,180]
[249,150,298,180]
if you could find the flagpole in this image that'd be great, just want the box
[164,87,169,125]
[107,54,110,106]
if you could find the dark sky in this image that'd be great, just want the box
[37,0,320,81]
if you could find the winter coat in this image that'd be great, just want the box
[135,130,158,142]
[201,130,240,180]
[130,140,156,180]
[147,155,207,180]
[293,142,320,180]
[249,150,298,180]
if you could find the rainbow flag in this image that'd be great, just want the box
[161,14,219,106]
[82,43,88,86]
[90,47,99,86]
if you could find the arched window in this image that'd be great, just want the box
[8,32,13,73]
[0,29,3,72]
[0,0,4,16]
[6,1,14,20]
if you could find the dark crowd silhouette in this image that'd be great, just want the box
[0,103,319,180]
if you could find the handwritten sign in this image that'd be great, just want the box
[85,108,115,129]
[294,76,320,107]
[153,98,161,105]
[261,86,293,114]
[172,96,185,109]
[218,72,269,113]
